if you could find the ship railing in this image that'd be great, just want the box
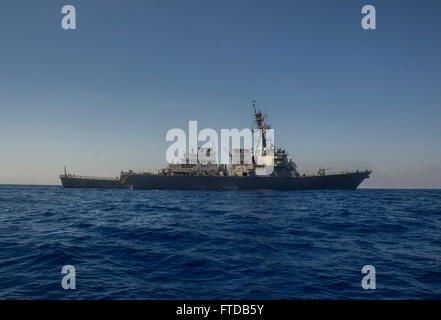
[302,169,371,177]
[60,174,120,181]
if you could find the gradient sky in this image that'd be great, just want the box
[0,0,440,187]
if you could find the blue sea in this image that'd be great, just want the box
[0,185,440,299]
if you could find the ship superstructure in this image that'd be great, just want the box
[154,101,299,178]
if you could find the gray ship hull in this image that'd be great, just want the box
[60,176,123,189]
[123,171,371,191]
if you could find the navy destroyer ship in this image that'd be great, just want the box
[60,103,371,190]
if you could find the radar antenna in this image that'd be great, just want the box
[252,100,267,130]
[251,100,270,153]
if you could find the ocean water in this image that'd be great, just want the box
[0,185,440,300]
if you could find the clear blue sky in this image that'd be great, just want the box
[0,0,440,187]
